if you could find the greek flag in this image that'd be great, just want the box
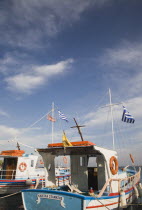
[58,110,68,122]
[122,106,135,123]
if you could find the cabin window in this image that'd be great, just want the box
[31,160,34,167]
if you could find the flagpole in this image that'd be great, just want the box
[109,88,115,150]
[52,102,54,144]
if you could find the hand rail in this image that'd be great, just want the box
[97,169,141,198]
[0,169,46,180]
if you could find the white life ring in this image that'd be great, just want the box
[63,156,68,164]
[19,162,27,172]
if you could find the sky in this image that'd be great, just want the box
[0,0,142,165]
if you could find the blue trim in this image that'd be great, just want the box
[22,186,134,201]
[22,189,115,200]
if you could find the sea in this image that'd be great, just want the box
[0,167,142,210]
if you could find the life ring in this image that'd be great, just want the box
[19,162,27,172]
[63,156,68,164]
[109,156,118,175]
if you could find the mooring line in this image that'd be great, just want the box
[0,191,21,199]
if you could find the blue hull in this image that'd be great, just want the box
[22,189,86,210]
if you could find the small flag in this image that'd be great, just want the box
[58,110,68,122]
[62,132,72,147]
[47,114,56,122]
[122,106,135,123]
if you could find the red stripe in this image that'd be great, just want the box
[87,191,135,209]
[109,181,139,196]
[0,184,35,188]
[86,201,118,208]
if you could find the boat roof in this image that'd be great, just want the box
[0,150,25,157]
[37,141,117,157]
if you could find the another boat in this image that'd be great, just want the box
[0,148,71,195]
[22,140,141,209]
[55,167,71,186]
[0,149,47,194]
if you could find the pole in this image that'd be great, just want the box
[71,118,85,141]
[109,88,115,150]
[52,102,54,144]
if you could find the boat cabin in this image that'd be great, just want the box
[0,150,45,180]
[37,141,124,193]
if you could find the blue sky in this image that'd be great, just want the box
[0,0,142,165]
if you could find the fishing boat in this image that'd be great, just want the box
[0,148,71,195]
[0,149,47,194]
[22,140,141,209]
[21,91,142,209]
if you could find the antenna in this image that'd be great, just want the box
[16,142,21,150]
[71,118,85,141]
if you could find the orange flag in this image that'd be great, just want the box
[47,114,56,122]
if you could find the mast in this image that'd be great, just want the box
[52,102,54,144]
[101,90,121,150]
[109,88,115,150]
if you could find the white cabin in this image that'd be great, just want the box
[38,141,126,193]
[0,150,46,180]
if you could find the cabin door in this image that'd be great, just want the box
[5,158,17,179]
[88,167,98,191]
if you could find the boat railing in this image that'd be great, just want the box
[0,169,16,179]
[97,169,141,198]
[0,169,46,181]
[56,174,71,186]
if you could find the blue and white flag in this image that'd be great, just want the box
[58,110,68,122]
[122,106,135,123]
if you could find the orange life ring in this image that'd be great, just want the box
[19,162,27,172]
[63,156,68,164]
[109,156,118,175]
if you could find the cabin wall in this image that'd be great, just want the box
[96,155,106,190]
[71,155,88,191]
[16,155,39,178]
[40,152,56,187]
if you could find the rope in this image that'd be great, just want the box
[92,194,110,210]
[27,109,52,129]
[0,191,21,199]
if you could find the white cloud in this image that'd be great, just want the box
[0,0,110,49]
[84,96,142,127]
[0,110,9,118]
[97,41,142,97]
[35,59,73,76]
[0,125,20,140]
[98,41,142,67]
[4,59,73,94]
[5,74,44,94]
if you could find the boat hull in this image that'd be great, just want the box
[0,179,44,194]
[22,186,138,210]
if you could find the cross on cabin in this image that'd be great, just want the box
[71,118,85,141]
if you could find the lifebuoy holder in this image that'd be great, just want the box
[19,162,27,172]
[109,156,118,175]
[63,156,68,164]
